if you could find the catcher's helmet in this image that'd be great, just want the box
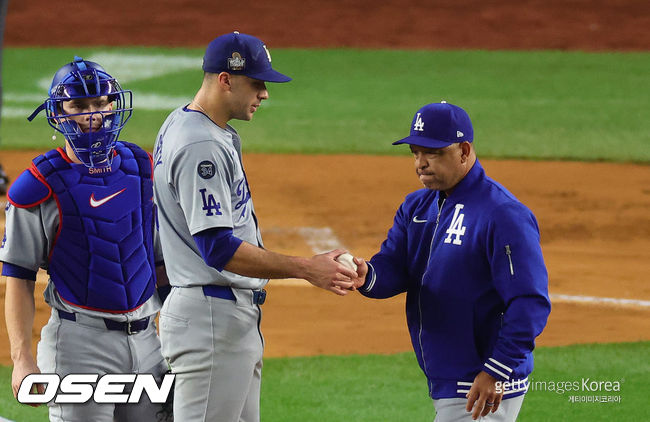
[28,56,133,168]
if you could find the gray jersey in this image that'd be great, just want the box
[153,106,267,289]
[0,200,163,321]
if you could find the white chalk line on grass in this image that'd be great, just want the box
[4,92,193,116]
[550,294,650,308]
[37,52,201,90]
[0,416,15,422]
[4,51,200,118]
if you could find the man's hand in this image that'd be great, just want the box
[351,257,368,290]
[12,356,43,406]
[465,371,503,420]
[304,249,357,295]
[5,277,41,406]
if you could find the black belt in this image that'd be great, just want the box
[202,285,266,305]
[57,310,150,335]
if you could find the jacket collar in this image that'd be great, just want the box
[435,159,485,205]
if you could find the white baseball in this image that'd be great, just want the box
[336,252,358,271]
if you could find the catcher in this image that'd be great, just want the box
[1,56,172,421]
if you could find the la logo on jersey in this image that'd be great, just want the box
[413,113,425,132]
[444,203,467,245]
[199,188,222,216]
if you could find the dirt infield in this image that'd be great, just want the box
[1,0,649,365]
[1,152,649,363]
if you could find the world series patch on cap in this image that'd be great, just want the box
[393,101,474,149]
[202,31,291,83]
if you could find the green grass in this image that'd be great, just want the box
[1,341,647,421]
[519,342,647,421]
[0,365,48,420]
[260,353,433,421]
[1,47,649,162]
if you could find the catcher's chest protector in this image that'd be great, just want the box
[34,143,156,312]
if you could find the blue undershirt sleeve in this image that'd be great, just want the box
[192,227,244,272]
[1,262,37,281]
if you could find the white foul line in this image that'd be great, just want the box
[550,294,650,308]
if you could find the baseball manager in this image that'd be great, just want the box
[353,102,551,421]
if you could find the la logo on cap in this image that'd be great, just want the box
[457,131,464,138]
[414,113,425,132]
[263,45,272,63]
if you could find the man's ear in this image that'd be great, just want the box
[460,141,472,162]
[217,72,232,91]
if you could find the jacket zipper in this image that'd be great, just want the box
[505,244,514,276]
[417,197,446,378]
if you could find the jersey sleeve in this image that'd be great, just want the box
[360,201,411,299]
[193,227,243,271]
[0,201,54,273]
[482,202,551,381]
[169,141,236,235]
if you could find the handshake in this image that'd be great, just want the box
[302,249,368,296]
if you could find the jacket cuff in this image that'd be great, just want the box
[483,357,514,381]
[361,262,377,293]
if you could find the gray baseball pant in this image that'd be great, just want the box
[433,395,525,421]
[160,286,263,422]
[37,308,171,422]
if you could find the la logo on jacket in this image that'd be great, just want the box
[444,203,466,245]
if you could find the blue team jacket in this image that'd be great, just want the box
[361,160,551,399]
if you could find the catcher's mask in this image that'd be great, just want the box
[28,56,133,168]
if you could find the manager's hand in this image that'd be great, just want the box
[465,371,503,420]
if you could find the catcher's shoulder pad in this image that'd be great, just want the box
[7,167,52,208]
[116,141,153,178]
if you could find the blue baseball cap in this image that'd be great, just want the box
[202,31,291,83]
[393,102,473,148]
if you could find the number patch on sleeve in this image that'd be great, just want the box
[197,161,216,179]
